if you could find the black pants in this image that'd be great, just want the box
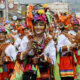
[61,77,74,80]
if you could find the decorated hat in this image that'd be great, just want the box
[73,19,79,25]
[32,4,51,24]
[27,4,52,31]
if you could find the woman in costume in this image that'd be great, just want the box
[10,4,56,80]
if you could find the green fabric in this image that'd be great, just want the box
[78,50,80,56]
[46,11,51,24]
[76,64,80,79]
[64,25,68,28]
[73,54,77,63]
[15,70,23,80]
[5,27,10,34]
[54,53,61,80]
[56,53,60,64]
[0,67,3,73]
[32,65,36,71]
[79,20,80,26]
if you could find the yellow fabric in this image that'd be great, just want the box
[36,65,41,78]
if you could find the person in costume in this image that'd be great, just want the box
[56,28,78,80]
[73,30,80,80]
[0,31,16,80]
[16,23,24,35]
[11,23,19,40]
[59,12,73,30]
[11,4,56,80]
[73,19,79,33]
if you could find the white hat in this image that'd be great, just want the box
[68,30,76,36]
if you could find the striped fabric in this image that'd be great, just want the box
[60,69,74,77]
[41,72,49,79]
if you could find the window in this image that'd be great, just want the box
[0,11,3,17]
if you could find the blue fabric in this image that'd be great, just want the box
[4,64,7,72]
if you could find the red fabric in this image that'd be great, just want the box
[25,64,29,71]
[2,72,9,80]
[0,73,3,80]
[77,56,80,64]
[7,62,14,72]
[60,56,73,70]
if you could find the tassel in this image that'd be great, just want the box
[36,65,41,78]
[0,67,3,73]
[32,65,36,71]
[48,68,50,80]
[29,65,32,70]
[75,51,78,55]
[78,50,80,56]
[37,67,41,78]
[21,64,24,71]
[79,19,80,25]
[46,11,51,24]
[4,64,7,72]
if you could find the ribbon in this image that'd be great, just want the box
[0,67,3,73]
[46,11,51,24]
[33,14,47,23]
[4,64,7,72]
[29,65,32,70]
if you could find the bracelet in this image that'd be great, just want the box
[67,45,70,51]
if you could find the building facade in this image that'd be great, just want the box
[47,2,70,14]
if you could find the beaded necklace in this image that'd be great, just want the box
[32,34,45,55]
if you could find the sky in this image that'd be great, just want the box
[14,0,80,4]
[14,0,80,12]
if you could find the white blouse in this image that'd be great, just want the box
[5,44,17,61]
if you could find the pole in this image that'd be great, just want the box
[5,0,8,20]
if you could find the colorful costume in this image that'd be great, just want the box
[10,4,56,80]
[57,30,77,80]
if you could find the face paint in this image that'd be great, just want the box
[34,26,44,30]
[34,22,45,35]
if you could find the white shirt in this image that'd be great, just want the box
[5,44,17,61]
[43,39,56,65]
[57,34,71,56]
[18,36,29,52]
[11,29,19,39]
[14,37,22,48]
